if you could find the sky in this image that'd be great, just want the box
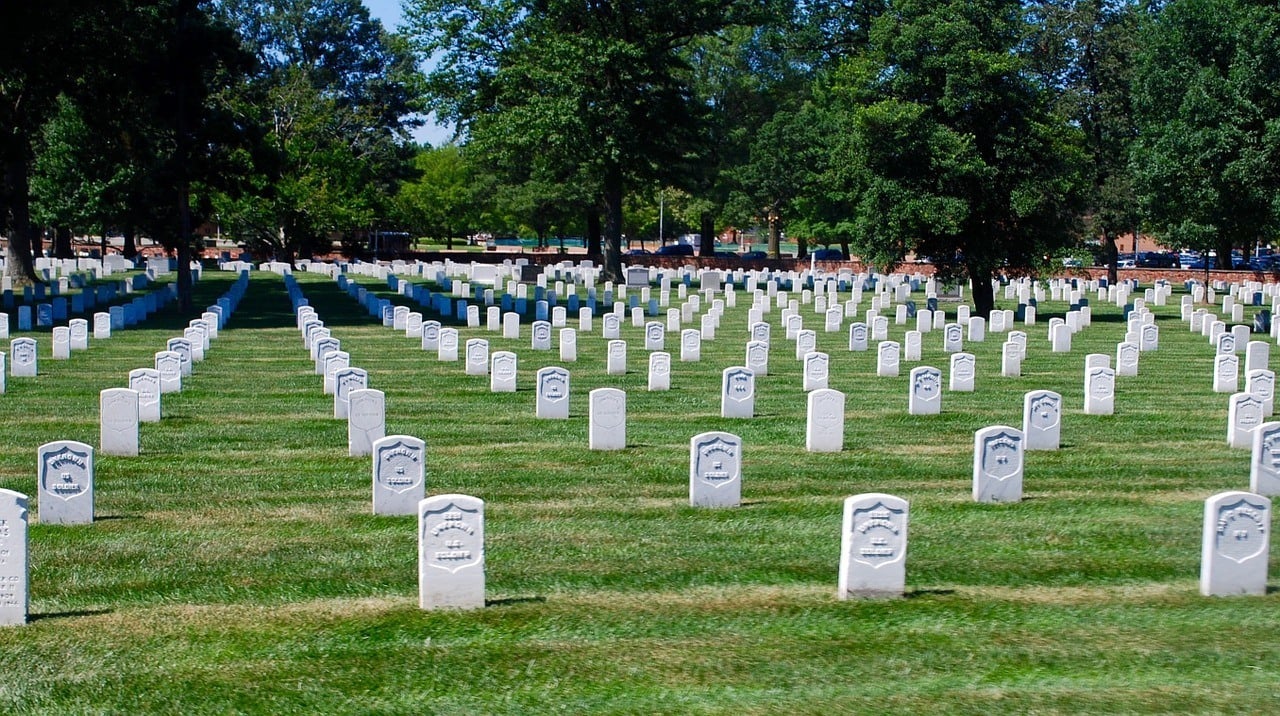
[361,0,455,146]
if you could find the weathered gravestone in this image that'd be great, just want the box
[721,367,756,419]
[559,328,578,362]
[1200,491,1270,596]
[99,388,139,456]
[128,368,162,422]
[648,352,671,391]
[838,493,908,599]
[689,431,742,508]
[607,339,628,375]
[154,351,182,394]
[949,352,976,392]
[465,339,492,379]
[1248,369,1276,416]
[1228,392,1266,449]
[535,366,570,419]
[348,388,386,457]
[1251,422,1280,496]
[680,330,700,362]
[806,389,845,453]
[1084,366,1115,415]
[908,366,942,416]
[0,489,29,625]
[419,494,485,610]
[323,351,350,394]
[803,351,829,392]
[372,435,426,516]
[1214,354,1240,394]
[848,323,869,352]
[876,341,900,377]
[1022,390,1062,451]
[973,426,1024,503]
[437,328,459,361]
[589,388,627,450]
[333,367,369,419]
[37,440,94,524]
[10,338,36,377]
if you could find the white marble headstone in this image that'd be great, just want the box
[37,440,94,524]
[806,389,845,453]
[1022,390,1061,451]
[419,494,485,609]
[0,489,29,625]
[99,388,139,456]
[372,435,426,516]
[838,493,908,599]
[128,368,162,422]
[348,388,386,457]
[536,366,570,419]
[721,367,755,419]
[908,366,942,415]
[589,388,626,450]
[1200,491,1270,596]
[689,431,742,508]
[973,425,1024,503]
[648,352,671,391]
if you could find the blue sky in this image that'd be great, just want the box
[361,0,454,146]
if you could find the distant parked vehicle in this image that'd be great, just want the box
[655,243,695,256]
[810,248,846,260]
[739,250,768,260]
[1116,259,1136,269]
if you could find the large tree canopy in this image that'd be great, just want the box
[822,0,1087,315]
[1131,0,1280,269]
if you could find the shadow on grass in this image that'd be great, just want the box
[95,514,142,522]
[904,588,956,599]
[29,608,113,622]
[486,596,547,607]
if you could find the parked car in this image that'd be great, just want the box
[655,243,695,256]
[810,248,846,260]
[739,250,768,260]
[1136,251,1179,268]
[1116,258,1136,269]
[625,248,651,256]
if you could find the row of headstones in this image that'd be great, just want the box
[98,275,246,457]
[0,266,187,323]
[2,284,190,383]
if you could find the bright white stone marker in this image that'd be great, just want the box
[1083,366,1115,415]
[973,426,1024,503]
[490,351,517,393]
[128,368,162,423]
[607,340,628,375]
[721,366,756,418]
[419,494,485,610]
[155,351,182,393]
[589,388,627,450]
[1022,390,1062,451]
[1214,354,1239,394]
[99,388,140,456]
[802,351,829,391]
[1200,491,1270,596]
[51,327,70,360]
[949,352,976,392]
[689,431,742,508]
[877,341,900,377]
[838,493,908,599]
[535,366,570,419]
[465,339,489,377]
[1116,342,1139,377]
[559,328,578,362]
[1250,422,1280,496]
[746,340,769,376]
[372,435,426,516]
[333,367,369,419]
[648,352,671,391]
[908,366,942,416]
[806,389,845,453]
[347,388,386,457]
[1248,369,1275,416]
[1228,392,1266,449]
[0,489,29,625]
[438,328,459,361]
[10,338,36,377]
[37,440,94,525]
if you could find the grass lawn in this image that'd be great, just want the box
[0,266,1276,714]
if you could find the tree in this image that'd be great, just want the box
[407,0,761,282]
[822,0,1087,316]
[394,144,480,249]
[214,0,422,261]
[1130,0,1280,271]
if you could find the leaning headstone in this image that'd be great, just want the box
[721,367,756,418]
[973,425,1024,503]
[588,388,627,450]
[1250,422,1280,496]
[806,389,845,453]
[1084,366,1115,415]
[490,351,517,392]
[838,493,908,599]
[1022,390,1062,451]
[419,494,485,610]
[99,388,140,456]
[689,431,742,508]
[10,338,36,377]
[37,440,94,525]
[908,366,942,415]
[1200,491,1270,596]
[0,489,29,625]
[128,368,162,422]
[1227,392,1266,449]
[347,388,386,457]
[535,366,570,419]
[372,435,426,516]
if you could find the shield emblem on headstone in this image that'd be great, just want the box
[1090,370,1113,398]
[814,393,841,430]
[982,432,1021,481]
[1238,398,1264,429]
[955,359,973,380]
[1264,431,1280,473]
[494,354,515,379]
[377,441,422,494]
[696,436,740,487]
[595,394,625,428]
[914,371,939,398]
[41,446,89,500]
[727,369,753,401]
[468,344,486,362]
[1030,395,1059,429]
[850,501,905,568]
[1214,498,1269,564]
[1251,374,1274,400]
[647,325,662,342]
[542,372,567,401]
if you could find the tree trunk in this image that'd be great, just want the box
[177,240,193,312]
[1103,229,1117,284]
[586,208,602,256]
[1216,237,1233,270]
[767,214,781,259]
[2,157,39,284]
[123,227,138,260]
[602,169,624,283]
[699,211,715,256]
[971,270,995,318]
[54,226,73,259]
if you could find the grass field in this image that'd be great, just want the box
[0,266,1277,714]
